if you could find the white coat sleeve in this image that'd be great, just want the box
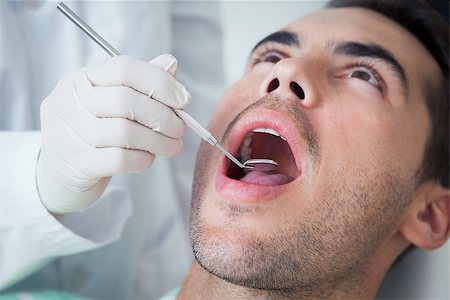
[0,131,132,291]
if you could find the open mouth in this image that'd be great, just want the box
[226,127,301,185]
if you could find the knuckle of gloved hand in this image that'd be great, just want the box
[165,139,183,157]
[82,131,100,148]
[179,122,188,138]
[181,86,192,107]
[151,74,169,96]
[114,56,134,86]
[60,70,82,88]
[162,81,186,108]
[40,95,60,121]
[112,87,132,114]
[112,119,134,147]
[46,71,79,105]
[169,81,190,109]
[112,149,155,174]
[167,116,187,139]
[109,148,130,174]
[138,152,155,170]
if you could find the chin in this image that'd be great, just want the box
[191,222,296,290]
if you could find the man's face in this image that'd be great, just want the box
[191,7,439,291]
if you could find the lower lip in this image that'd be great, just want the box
[216,170,296,203]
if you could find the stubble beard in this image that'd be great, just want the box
[189,98,415,296]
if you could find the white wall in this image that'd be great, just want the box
[220,1,326,85]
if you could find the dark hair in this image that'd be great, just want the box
[327,0,449,189]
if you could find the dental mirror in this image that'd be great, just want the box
[243,159,279,172]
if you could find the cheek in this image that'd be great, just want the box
[320,102,400,172]
[319,99,427,184]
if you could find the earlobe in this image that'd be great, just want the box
[399,184,450,250]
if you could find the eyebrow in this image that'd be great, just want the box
[252,31,300,53]
[333,42,408,95]
[251,32,409,98]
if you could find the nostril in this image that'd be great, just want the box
[267,78,280,93]
[290,82,305,100]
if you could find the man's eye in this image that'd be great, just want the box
[252,51,284,65]
[259,51,283,64]
[348,66,383,90]
[351,70,371,81]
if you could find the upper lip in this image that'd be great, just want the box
[220,108,303,178]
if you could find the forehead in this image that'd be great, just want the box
[283,7,439,89]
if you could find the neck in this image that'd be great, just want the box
[177,261,383,300]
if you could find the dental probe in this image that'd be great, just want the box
[57,2,268,171]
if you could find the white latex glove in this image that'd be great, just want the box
[37,54,190,214]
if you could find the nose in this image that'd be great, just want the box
[260,58,311,104]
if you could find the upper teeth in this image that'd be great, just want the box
[252,128,286,141]
[240,133,253,162]
[239,128,287,162]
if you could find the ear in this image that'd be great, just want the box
[399,183,450,250]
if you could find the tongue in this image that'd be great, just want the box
[240,171,293,185]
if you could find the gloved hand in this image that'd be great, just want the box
[37,54,190,214]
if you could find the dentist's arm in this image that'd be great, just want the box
[37,54,190,214]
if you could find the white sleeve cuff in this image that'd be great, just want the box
[0,131,131,290]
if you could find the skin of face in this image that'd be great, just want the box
[183,7,448,299]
